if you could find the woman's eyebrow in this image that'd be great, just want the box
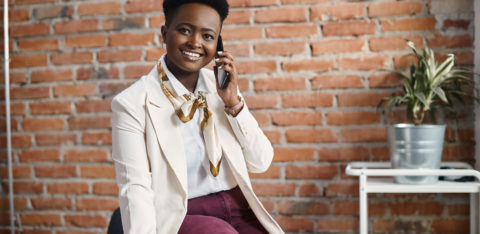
[177,22,217,34]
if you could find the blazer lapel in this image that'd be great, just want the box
[145,70,188,194]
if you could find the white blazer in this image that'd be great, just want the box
[111,63,284,234]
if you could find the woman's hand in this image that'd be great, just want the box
[214,51,240,107]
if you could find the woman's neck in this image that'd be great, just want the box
[165,55,199,93]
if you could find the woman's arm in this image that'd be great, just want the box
[111,89,157,234]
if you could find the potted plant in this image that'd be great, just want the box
[378,40,478,184]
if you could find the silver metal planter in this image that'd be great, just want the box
[388,124,446,184]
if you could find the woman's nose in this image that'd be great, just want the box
[186,33,202,48]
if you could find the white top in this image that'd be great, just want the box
[160,55,237,199]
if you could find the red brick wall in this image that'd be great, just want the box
[0,0,475,233]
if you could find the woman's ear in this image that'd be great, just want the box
[161,25,167,44]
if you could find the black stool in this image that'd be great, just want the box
[107,207,123,234]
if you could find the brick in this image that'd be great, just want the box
[369,36,423,51]
[443,19,470,30]
[23,118,64,131]
[255,7,306,23]
[4,8,29,22]
[124,65,153,79]
[0,134,32,148]
[458,128,474,142]
[259,199,274,213]
[65,149,108,162]
[222,26,263,41]
[30,101,72,115]
[278,201,329,215]
[393,53,417,68]
[312,38,364,55]
[230,0,278,7]
[65,35,107,48]
[0,103,26,116]
[369,1,422,17]
[31,69,74,83]
[81,131,112,145]
[266,24,318,38]
[264,130,281,144]
[125,0,162,13]
[54,84,97,97]
[31,197,73,210]
[244,94,278,109]
[299,183,321,197]
[281,0,330,3]
[16,0,55,5]
[391,201,443,215]
[77,100,111,113]
[77,67,119,80]
[448,204,469,216]
[275,217,314,232]
[338,55,389,71]
[369,73,402,88]
[327,111,380,125]
[236,60,277,74]
[11,23,49,37]
[428,34,473,49]
[110,32,155,46]
[323,20,376,36]
[312,74,363,89]
[282,59,334,72]
[252,183,296,196]
[102,17,146,31]
[99,83,132,97]
[341,128,387,142]
[222,43,248,58]
[149,15,165,28]
[19,149,60,162]
[56,231,96,234]
[254,41,304,56]
[48,182,89,194]
[442,144,474,161]
[325,183,358,197]
[430,0,472,14]
[224,9,251,24]
[451,51,473,65]
[286,129,337,143]
[98,49,143,63]
[311,4,365,20]
[11,86,49,100]
[68,116,111,130]
[338,92,389,107]
[18,38,59,51]
[382,18,436,32]
[0,71,27,84]
[286,165,337,179]
[36,165,77,178]
[282,93,333,108]
[80,165,115,178]
[11,54,48,68]
[93,182,118,195]
[51,52,93,65]
[318,147,370,161]
[65,214,108,227]
[4,181,43,193]
[77,198,118,211]
[237,78,249,91]
[36,133,76,146]
[318,218,358,232]
[0,165,31,178]
[54,19,98,34]
[78,2,122,16]
[0,118,18,131]
[251,112,269,127]
[33,6,72,19]
[0,197,28,210]
[248,166,281,179]
[21,213,62,226]
[255,77,305,91]
[271,111,322,126]
[146,48,168,61]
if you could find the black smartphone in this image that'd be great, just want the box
[215,35,230,89]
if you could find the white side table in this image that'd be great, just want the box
[345,162,480,234]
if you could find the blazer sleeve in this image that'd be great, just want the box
[111,91,157,234]
[225,95,274,173]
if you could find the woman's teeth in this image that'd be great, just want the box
[182,50,200,57]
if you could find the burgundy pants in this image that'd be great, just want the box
[178,186,268,234]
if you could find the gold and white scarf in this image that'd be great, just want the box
[157,62,222,177]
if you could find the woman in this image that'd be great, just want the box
[111,0,283,233]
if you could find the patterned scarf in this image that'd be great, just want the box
[157,62,222,177]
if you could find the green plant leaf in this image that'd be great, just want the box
[432,87,448,103]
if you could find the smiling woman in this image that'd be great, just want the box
[110,0,284,233]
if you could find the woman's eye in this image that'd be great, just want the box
[203,34,214,41]
[178,28,190,35]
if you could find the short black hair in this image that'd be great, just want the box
[163,0,229,26]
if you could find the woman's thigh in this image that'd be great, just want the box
[178,214,239,234]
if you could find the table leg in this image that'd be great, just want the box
[360,173,367,234]
[470,193,478,234]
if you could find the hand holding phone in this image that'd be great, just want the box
[215,36,230,89]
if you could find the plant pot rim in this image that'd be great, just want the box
[390,123,446,129]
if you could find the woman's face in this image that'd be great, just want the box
[162,3,221,75]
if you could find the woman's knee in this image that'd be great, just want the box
[178,215,239,234]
